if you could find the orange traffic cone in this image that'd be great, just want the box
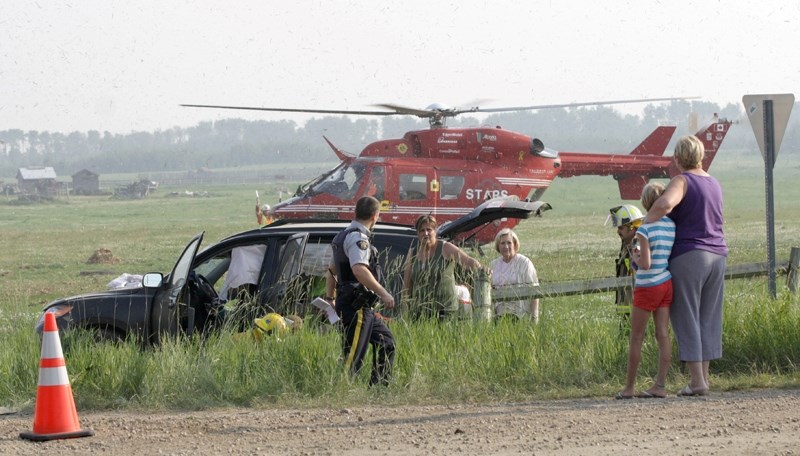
[20,312,93,441]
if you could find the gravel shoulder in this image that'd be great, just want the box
[2,388,799,455]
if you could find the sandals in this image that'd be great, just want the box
[635,390,666,399]
[618,383,708,399]
[676,384,708,397]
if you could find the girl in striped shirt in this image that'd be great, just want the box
[617,182,676,399]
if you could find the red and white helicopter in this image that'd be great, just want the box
[183,100,732,244]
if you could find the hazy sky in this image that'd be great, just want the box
[2,0,798,134]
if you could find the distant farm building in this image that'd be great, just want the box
[113,179,159,199]
[72,169,101,195]
[16,167,64,196]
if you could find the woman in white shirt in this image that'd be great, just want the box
[490,228,540,321]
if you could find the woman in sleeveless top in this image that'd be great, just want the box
[644,135,727,397]
[402,215,484,320]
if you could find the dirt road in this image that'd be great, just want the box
[2,388,798,455]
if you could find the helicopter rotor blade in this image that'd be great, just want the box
[475,96,700,114]
[182,96,698,119]
[371,103,437,118]
[373,102,489,118]
[179,104,399,116]
[450,99,494,115]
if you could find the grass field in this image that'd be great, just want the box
[0,149,798,410]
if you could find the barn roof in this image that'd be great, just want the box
[72,169,98,178]
[17,167,57,180]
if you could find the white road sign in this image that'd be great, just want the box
[742,93,794,162]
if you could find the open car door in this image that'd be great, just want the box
[437,197,552,246]
[149,232,204,344]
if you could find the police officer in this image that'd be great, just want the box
[606,204,644,320]
[326,196,395,386]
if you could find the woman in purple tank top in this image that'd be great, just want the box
[643,135,728,397]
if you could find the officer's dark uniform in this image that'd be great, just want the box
[331,221,395,386]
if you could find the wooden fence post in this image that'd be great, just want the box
[471,269,493,321]
[788,247,800,294]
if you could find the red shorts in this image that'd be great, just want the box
[633,279,673,312]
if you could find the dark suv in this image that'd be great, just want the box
[35,198,550,343]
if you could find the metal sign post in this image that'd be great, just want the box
[742,94,795,298]
[763,100,777,298]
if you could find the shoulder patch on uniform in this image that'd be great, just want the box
[357,240,369,250]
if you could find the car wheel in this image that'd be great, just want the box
[89,326,124,343]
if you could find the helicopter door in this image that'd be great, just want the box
[398,172,431,202]
[397,168,440,216]
[437,175,466,201]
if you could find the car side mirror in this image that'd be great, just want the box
[142,272,164,288]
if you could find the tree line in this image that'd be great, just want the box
[1,100,797,178]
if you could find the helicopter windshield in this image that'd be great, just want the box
[307,162,365,200]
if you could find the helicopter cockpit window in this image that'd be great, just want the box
[399,174,427,201]
[310,162,365,200]
[439,176,465,200]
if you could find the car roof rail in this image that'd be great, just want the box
[264,218,350,227]
[264,218,413,230]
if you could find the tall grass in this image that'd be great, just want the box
[2,285,798,411]
[1,151,799,410]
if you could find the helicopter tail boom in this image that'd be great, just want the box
[556,118,732,200]
[556,125,677,179]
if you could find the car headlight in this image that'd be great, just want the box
[34,304,74,334]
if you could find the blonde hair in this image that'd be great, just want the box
[641,181,666,211]
[493,228,520,253]
[673,135,704,170]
